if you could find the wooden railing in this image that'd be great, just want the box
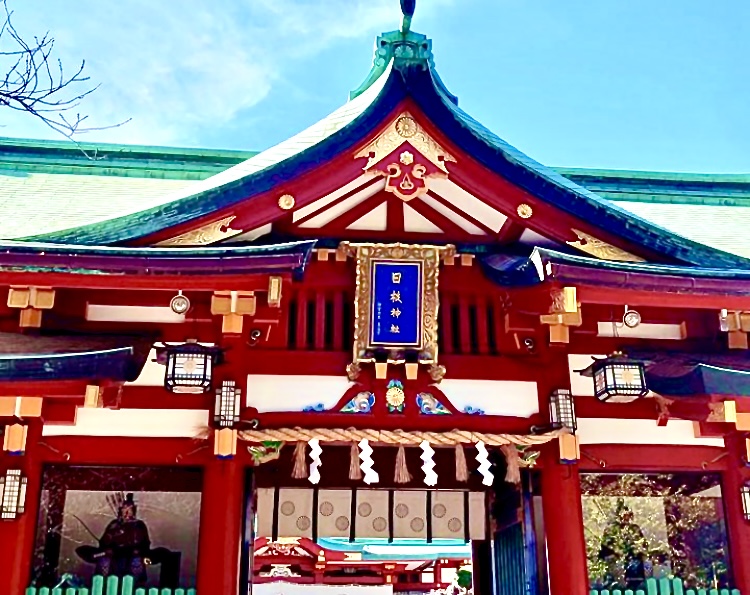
[590,578,740,595]
[26,575,195,595]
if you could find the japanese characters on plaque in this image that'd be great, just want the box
[346,242,454,368]
[370,261,422,348]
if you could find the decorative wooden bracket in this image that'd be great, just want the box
[720,401,750,462]
[268,276,282,308]
[0,397,42,455]
[715,400,750,431]
[442,253,475,267]
[214,428,238,458]
[211,291,257,334]
[7,286,55,328]
[0,396,43,419]
[540,287,582,343]
[374,362,388,380]
[315,247,349,262]
[720,310,750,349]
[84,385,103,409]
[367,361,420,381]
[558,433,580,463]
[2,424,28,454]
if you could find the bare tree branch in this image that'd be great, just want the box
[0,0,130,156]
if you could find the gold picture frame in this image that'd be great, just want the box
[343,242,455,365]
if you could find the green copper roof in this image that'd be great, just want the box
[1,136,749,256]
[0,136,257,240]
[559,167,750,206]
[0,136,254,179]
[559,168,750,258]
[19,62,393,246]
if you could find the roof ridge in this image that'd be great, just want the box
[0,135,258,158]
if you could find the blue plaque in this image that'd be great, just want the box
[369,260,423,348]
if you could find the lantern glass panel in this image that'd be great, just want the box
[164,344,215,394]
[215,380,240,427]
[550,389,576,433]
[0,469,25,520]
[742,484,750,521]
[593,360,648,403]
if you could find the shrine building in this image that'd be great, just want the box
[1,4,750,595]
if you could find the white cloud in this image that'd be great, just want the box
[0,0,452,146]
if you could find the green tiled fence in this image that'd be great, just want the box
[26,576,195,595]
[591,578,740,595]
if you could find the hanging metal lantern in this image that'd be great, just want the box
[215,380,241,428]
[161,341,221,394]
[0,469,28,520]
[742,484,750,522]
[592,354,648,403]
[549,389,577,433]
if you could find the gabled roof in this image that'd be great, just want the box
[2,141,749,257]
[0,136,253,240]
[2,23,749,270]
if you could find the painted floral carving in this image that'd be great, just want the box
[386,379,406,413]
[341,391,375,413]
[417,392,450,414]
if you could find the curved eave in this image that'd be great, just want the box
[482,247,750,295]
[0,239,315,277]
[401,65,750,269]
[0,347,138,382]
[21,65,400,246]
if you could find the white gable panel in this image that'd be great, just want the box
[347,202,388,231]
[403,204,443,233]
[293,176,383,222]
[419,195,486,235]
[430,178,508,232]
[298,183,379,228]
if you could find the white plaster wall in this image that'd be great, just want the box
[246,375,353,412]
[577,417,724,447]
[43,408,208,438]
[437,379,539,417]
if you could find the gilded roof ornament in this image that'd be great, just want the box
[567,229,645,262]
[356,112,456,202]
[356,112,454,172]
[155,215,242,246]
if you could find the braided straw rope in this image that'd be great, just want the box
[238,427,560,447]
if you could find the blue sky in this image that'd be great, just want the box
[1,0,748,172]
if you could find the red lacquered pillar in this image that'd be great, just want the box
[0,420,44,595]
[722,433,750,592]
[196,455,246,595]
[540,443,589,595]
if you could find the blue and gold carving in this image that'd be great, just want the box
[417,392,450,415]
[386,379,406,413]
[344,243,455,367]
[341,391,375,413]
[371,261,422,347]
